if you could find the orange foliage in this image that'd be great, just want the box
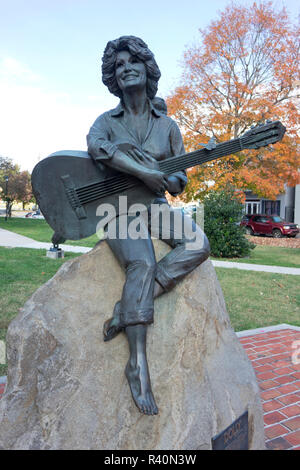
[166,1,300,201]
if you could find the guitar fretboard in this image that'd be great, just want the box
[158,138,242,174]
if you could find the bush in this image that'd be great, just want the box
[203,190,255,258]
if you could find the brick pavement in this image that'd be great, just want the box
[0,327,300,450]
[239,327,300,450]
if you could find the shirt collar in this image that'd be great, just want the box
[110,99,161,118]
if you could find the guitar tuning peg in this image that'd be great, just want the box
[198,136,217,151]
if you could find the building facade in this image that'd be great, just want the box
[244,184,300,224]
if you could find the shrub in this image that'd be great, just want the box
[203,190,255,258]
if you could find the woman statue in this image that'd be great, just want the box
[87,36,210,415]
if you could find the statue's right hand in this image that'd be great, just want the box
[142,169,169,195]
[111,149,167,194]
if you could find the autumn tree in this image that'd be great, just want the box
[0,156,33,216]
[166,1,300,201]
[10,171,33,210]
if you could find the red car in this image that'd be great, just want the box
[241,214,299,238]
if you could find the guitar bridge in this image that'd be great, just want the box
[61,174,87,220]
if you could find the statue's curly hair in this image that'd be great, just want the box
[101,36,161,100]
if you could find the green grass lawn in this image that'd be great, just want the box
[211,245,300,268]
[216,267,300,332]
[0,247,80,375]
[0,217,100,248]
[0,246,299,376]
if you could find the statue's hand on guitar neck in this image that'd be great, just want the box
[142,169,169,196]
[125,147,182,196]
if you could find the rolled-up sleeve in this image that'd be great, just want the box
[86,113,118,161]
[169,121,188,196]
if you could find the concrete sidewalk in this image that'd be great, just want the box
[0,227,300,275]
[212,259,300,276]
[0,228,91,254]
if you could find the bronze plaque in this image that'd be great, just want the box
[211,410,248,450]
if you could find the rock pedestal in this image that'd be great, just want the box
[0,240,265,449]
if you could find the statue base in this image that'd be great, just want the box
[0,240,265,450]
[46,246,64,259]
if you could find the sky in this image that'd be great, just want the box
[0,0,299,172]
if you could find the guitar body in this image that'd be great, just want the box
[31,150,157,243]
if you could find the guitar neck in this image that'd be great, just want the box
[158,137,242,174]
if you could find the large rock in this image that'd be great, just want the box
[0,240,265,449]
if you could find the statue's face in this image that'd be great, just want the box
[115,50,147,95]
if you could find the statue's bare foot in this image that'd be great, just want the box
[125,359,158,416]
[103,317,123,341]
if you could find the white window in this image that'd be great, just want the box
[244,201,261,215]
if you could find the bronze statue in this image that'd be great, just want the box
[31,35,285,417]
[87,36,211,415]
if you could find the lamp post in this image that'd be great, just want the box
[4,176,9,221]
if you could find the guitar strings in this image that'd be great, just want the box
[77,139,242,193]
[77,142,242,204]
[76,138,244,205]
[76,177,133,201]
[162,141,242,172]
[76,139,241,196]
[147,131,276,175]
[159,140,242,174]
[77,130,269,198]
[77,175,136,197]
[77,181,135,203]
[77,179,137,204]
[77,174,129,194]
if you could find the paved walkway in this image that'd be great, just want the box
[238,325,300,450]
[212,259,300,275]
[0,228,299,275]
[1,324,299,449]
[0,228,90,253]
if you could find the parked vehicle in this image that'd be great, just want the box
[241,214,252,223]
[32,210,44,219]
[24,210,44,219]
[240,214,299,238]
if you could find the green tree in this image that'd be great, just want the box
[0,156,19,217]
[12,171,33,210]
[0,156,32,216]
[204,189,254,258]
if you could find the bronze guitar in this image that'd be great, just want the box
[31,120,285,244]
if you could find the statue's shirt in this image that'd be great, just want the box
[86,100,187,194]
